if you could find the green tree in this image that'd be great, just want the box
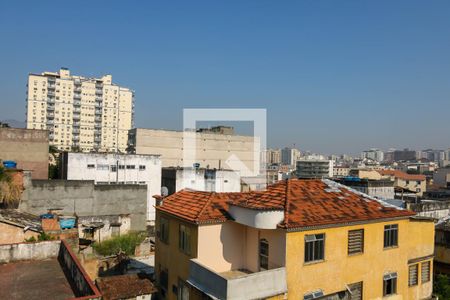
[434,274,450,299]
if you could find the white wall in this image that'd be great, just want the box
[65,152,161,222]
[173,169,241,193]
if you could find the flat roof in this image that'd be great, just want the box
[0,259,75,299]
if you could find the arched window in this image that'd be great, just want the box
[259,238,269,270]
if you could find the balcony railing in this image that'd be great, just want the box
[47,105,55,111]
[95,117,102,122]
[188,259,287,300]
[73,100,81,106]
[73,114,80,120]
[46,120,54,125]
[73,122,80,126]
[74,94,81,99]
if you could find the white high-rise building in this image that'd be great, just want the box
[26,68,134,152]
[361,148,384,162]
[281,147,301,166]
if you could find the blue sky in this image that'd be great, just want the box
[1,1,449,154]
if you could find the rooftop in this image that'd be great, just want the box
[0,209,42,232]
[96,274,157,300]
[377,169,426,181]
[0,259,75,300]
[157,179,415,230]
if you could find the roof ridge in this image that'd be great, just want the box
[196,193,215,220]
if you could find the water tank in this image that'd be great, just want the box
[3,161,17,169]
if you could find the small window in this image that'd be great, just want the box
[383,273,397,296]
[305,233,325,263]
[177,279,190,300]
[118,165,125,170]
[421,261,430,283]
[384,224,398,248]
[159,217,169,244]
[304,290,324,300]
[348,229,364,255]
[409,264,418,286]
[110,165,117,172]
[87,164,95,169]
[259,239,269,270]
[179,224,191,255]
[160,268,168,292]
[126,165,135,169]
[97,164,109,171]
[348,281,363,300]
[139,165,146,171]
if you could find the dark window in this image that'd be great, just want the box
[179,224,191,255]
[384,224,398,248]
[303,290,324,300]
[159,217,169,244]
[139,165,146,171]
[177,279,190,300]
[348,229,364,255]
[409,264,418,286]
[305,233,325,263]
[110,165,117,172]
[160,268,168,292]
[126,165,135,169]
[259,239,269,270]
[118,165,125,170]
[87,164,95,169]
[111,225,120,237]
[421,261,430,283]
[348,281,363,300]
[383,273,397,296]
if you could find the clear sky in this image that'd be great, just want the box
[1,1,449,155]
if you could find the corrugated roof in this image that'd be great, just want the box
[157,179,415,229]
[0,209,42,232]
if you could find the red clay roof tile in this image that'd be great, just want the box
[156,179,415,229]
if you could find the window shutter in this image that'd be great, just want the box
[421,261,430,283]
[409,264,418,286]
[348,229,364,254]
[348,281,363,300]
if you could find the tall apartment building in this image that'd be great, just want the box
[361,148,384,162]
[296,159,334,179]
[26,68,134,152]
[281,147,301,166]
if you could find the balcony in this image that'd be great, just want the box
[73,114,80,120]
[73,94,81,100]
[74,87,81,93]
[95,89,103,96]
[48,84,56,89]
[46,120,54,125]
[47,112,54,118]
[94,137,101,142]
[95,109,102,115]
[94,124,102,129]
[72,136,79,141]
[73,107,81,113]
[47,98,55,104]
[73,122,80,127]
[95,116,102,122]
[48,91,55,96]
[73,100,81,106]
[188,259,287,300]
[73,129,80,134]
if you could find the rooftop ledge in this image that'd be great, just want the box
[188,259,287,300]
[228,204,284,229]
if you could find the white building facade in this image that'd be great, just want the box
[61,152,161,223]
[27,68,134,152]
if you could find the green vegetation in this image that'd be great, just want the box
[0,165,22,208]
[92,232,146,256]
[434,274,450,299]
[24,232,55,243]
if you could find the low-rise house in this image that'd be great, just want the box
[155,179,434,300]
[0,209,42,243]
[336,177,394,199]
[162,167,240,195]
[333,165,350,178]
[378,170,427,197]
[78,214,131,243]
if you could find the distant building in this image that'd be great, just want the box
[361,148,384,162]
[281,147,301,166]
[0,127,49,179]
[434,167,450,188]
[393,149,416,162]
[336,178,394,199]
[296,159,333,179]
[263,148,281,165]
[435,219,450,274]
[333,166,350,178]
[349,169,383,180]
[26,68,134,152]
[378,169,427,197]
[155,179,434,300]
[161,167,241,195]
[196,125,234,135]
[128,128,260,177]
[60,152,161,222]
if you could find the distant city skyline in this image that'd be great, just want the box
[1,1,450,154]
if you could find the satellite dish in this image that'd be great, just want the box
[161,186,169,197]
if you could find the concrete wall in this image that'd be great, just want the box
[407,201,450,219]
[0,240,60,263]
[19,179,147,231]
[0,127,49,179]
[78,215,131,242]
[62,152,161,221]
[129,128,260,177]
[0,222,40,244]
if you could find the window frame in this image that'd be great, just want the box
[348,229,364,255]
[408,264,418,286]
[259,238,269,271]
[179,224,191,255]
[159,217,169,244]
[304,233,325,263]
[384,224,398,249]
[383,273,397,296]
[177,278,190,300]
[421,261,431,283]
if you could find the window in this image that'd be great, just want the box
[139,165,146,171]
[421,261,430,283]
[87,164,95,169]
[384,224,398,248]
[118,165,125,170]
[409,264,418,286]
[126,165,135,169]
[160,268,168,294]
[383,273,397,296]
[348,229,364,255]
[178,279,190,300]
[348,281,363,300]
[159,217,169,244]
[304,290,324,300]
[304,233,325,263]
[179,224,191,255]
[110,165,117,172]
[259,239,269,270]
[97,164,109,171]
[111,225,120,237]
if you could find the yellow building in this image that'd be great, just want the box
[27,68,134,152]
[155,179,434,300]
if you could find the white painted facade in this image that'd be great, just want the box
[62,152,161,222]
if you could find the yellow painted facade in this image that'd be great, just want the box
[156,209,434,300]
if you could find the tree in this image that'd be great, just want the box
[0,166,23,208]
[434,274,450,299]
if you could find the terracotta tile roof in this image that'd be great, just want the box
[96,274,157,300]
[378,170,426,181]
[157,179,415,229]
